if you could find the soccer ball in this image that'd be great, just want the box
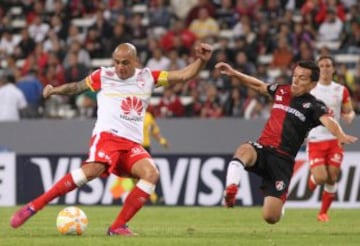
[56,206,88,235]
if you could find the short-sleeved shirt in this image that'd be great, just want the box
[258,83,328,158]
[85,67,167,144]
[308,81,351,142]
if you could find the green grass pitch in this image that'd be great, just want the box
[1,206,360,246]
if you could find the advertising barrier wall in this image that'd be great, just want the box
[1,152,359,207]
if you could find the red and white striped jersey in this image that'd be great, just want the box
[308,81,351,141]
[85,66,165,144]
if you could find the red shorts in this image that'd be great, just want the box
[307,139,343,168]
[84,132,151,177]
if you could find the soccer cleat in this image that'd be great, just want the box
[10,204,36,228]
[317,213,330,222]
[107,225,138,236]
[224,184,238,208]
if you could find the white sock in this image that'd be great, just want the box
[324,183,337,193]
[226,159,245,187]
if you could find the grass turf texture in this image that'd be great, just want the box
[1,206,360,246]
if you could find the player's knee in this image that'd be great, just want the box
[143,166,160,184]
[234,144,256,167]
[81,162,106,181]
[314,175,328,185]
[263,214,281,224]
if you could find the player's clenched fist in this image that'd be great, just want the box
[43,84,54,99]
[195,43,213,62]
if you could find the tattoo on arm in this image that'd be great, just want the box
[56,80,88,95]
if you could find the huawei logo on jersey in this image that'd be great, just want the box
[121,96,143,116]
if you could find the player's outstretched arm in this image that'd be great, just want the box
[43,80,89,99]
[166,43,213,85]
[320,115,358,144]
[215,62,268,95]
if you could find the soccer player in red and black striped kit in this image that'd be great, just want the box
[215,60,358,224]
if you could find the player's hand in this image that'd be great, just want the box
[215,62,236,77]
[341,111,355,124]
[338,134,358,145]
[195,43,213,62]
[43,84,54,99]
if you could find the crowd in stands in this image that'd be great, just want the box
[0,0,359,121]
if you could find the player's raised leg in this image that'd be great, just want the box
[10,163,105,228]
[224,143,256,207]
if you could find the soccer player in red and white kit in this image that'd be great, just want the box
[10,42,213,236]
[307,56,356,222]
[215,60,357,224]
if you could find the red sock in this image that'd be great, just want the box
[110,186,150,230]
[319,191,335,214]
[31,173,77,211]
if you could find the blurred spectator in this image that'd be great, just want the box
[15,68,43,118]
[0,69,27,121]
[260,0,284,32]
[170,0,197,20]
[189,7,220,41]
[67,0,87,19]
[63,40,91,69]
[90,9,113,41]
[255,22,275,56]
[26,0,49,24]
[210,68,231,110]
[108,0,131,23]
[43,29,65,55]
[200,83,223,118]
[40,51,65,87]
[234,0,260,20]
[315,0,346,24]
[233,51,256,75]
[215,0,236,29]
[292,40,315,64]
[290,22,315,54]
[224,86,244,117]
[145,47,171,70]
[242,88,265,119]
[65,24,86,46]
[233,36,256,63]
[160,19,197,54]
[185,87,203,117]
[21,43,48,76]
[185,0,216,26]
[49,14,68,41]
[148,0,172,29]
[335,63,356,92]
[156,86,185,117]
[128,13,148,52]
[108,23,132,54]
[84,27,106,58]
[167,49,187,70]
[340,19,360,54]
[0,28,20,57]
[270,35,294,69]
[14,28,36,59]
[28,15,50,43]
[64,52,90,83]
[317,8,344,41]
